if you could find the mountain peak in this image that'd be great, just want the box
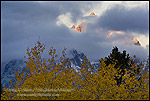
[71,12,96,32]
[89,12,95,15]
[71,25,75,29]
[75,24,86,32]
[68,49,86,67]
[1,59,26,88]
[132,38,141,46]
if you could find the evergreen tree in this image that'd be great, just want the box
[104,46,131,85]
[1,43,149,100]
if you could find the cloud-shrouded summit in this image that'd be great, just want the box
[89,12,95,15]
[1,1,149,65]
[69,11,145,48]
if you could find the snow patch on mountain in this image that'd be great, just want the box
[1,59,26,88]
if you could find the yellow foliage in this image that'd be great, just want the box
[1,41,149,100]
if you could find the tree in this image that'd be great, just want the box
[104,46,132,85]
[1,42,149,100]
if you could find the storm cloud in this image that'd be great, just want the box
[1,1,149,66]
[94,4,149,33]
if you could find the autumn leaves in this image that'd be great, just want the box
[1,41,149,100]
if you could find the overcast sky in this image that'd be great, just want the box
[1,1,149,64]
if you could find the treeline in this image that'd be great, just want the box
[1,41,149,100]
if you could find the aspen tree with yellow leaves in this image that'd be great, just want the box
[1,41,149,100]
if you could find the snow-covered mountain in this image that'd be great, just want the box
[68,49,85,67]
[1,49,90,87]
[67,49,100,72]
[1,49,148,88]
[1,59,26,88]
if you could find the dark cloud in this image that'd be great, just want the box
[1,1,97,44]
[1,1,149,65]
[94,4,149,33]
